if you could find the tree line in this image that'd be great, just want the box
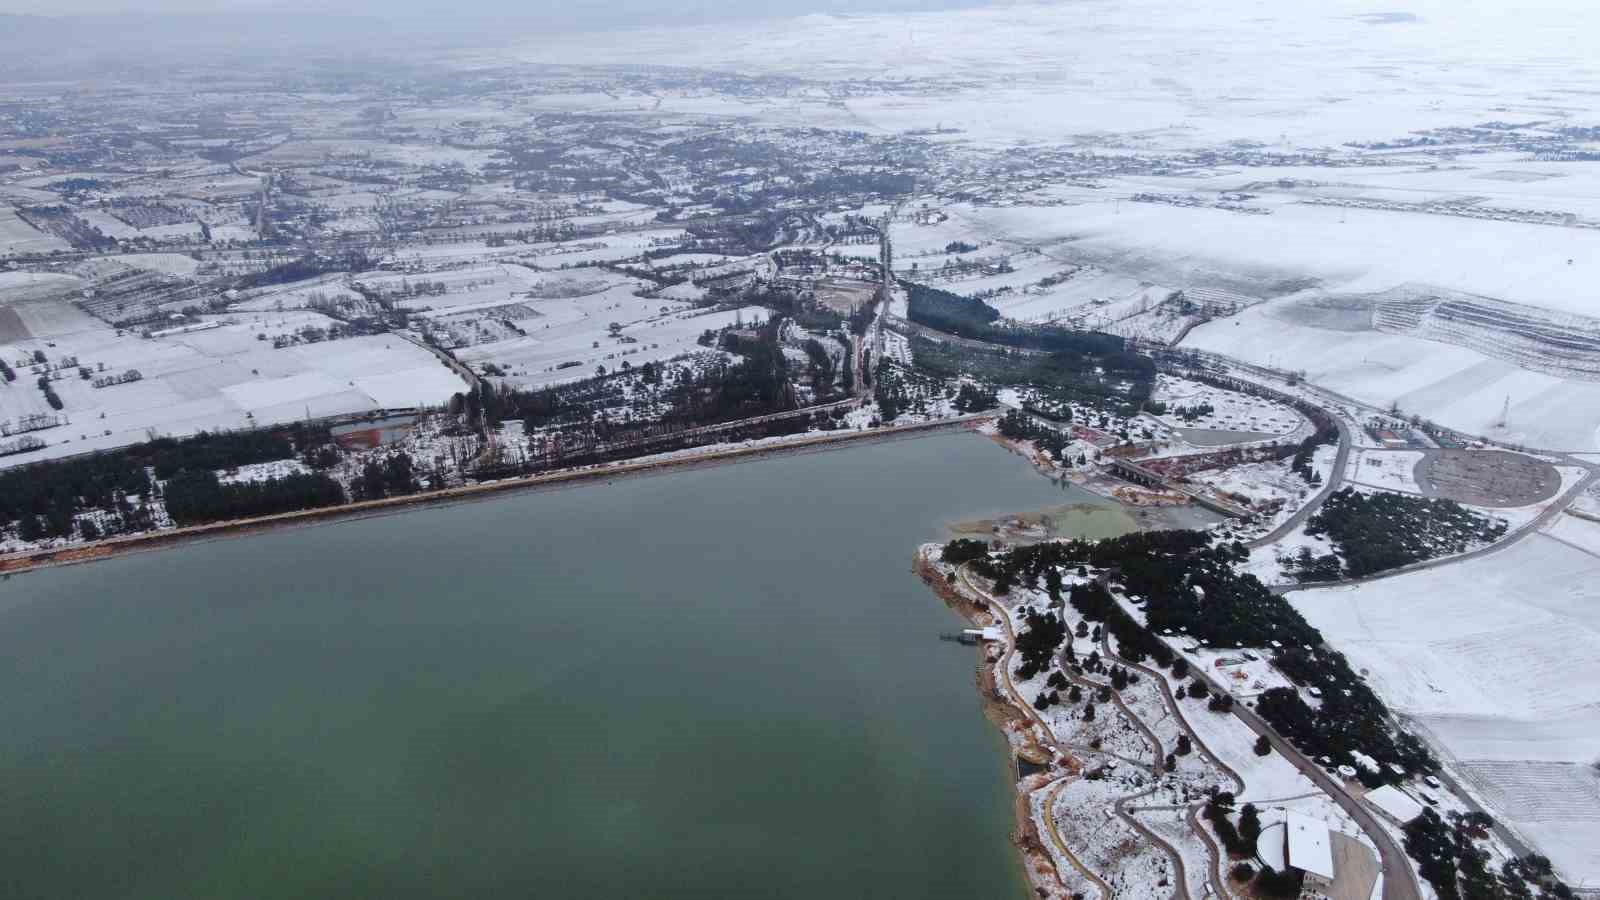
[0,425,331,541]
[163,469,346,526]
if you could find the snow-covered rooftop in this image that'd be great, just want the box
[1284,811,1335,880]
[1364,785,1424,825]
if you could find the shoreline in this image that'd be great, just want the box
[0,414,991,579]
[914,552,1069,899]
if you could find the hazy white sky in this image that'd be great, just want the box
[0,0,985,17]
[1,0,1592,23]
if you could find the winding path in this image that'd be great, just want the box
[969,566,1115,899]
[967,565,1199,900]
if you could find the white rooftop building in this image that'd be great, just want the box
[1364,784,1425,825]
[1284,810,1336,886]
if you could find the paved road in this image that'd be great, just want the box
[1097,634,1243,900]
[1184,664,1424,900]
[1248,408,1352,549]
[971,566,1225,900]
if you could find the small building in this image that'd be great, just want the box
[1372,429,1409,449]
[1284,811,1336,887]
[1261,811,1337,887]
[1364,784,1425,825]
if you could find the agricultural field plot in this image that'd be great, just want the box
[239,139,501,174]
[231,274,371,315]
[1415,449,1562,508]
[889,211,989,259]
[77,208,148,238]
[112,253,203,277]
[0,205,68,255]
[0,301,468,468]
[1188,303,1600,451]
[1456,761,1600,887]
[1290,527,1600,881]
[457,305,767,390]
[994,268,1168,329]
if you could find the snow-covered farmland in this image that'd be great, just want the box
[1289,521,1600,882]
[0,297,468,468]
[1186,301,1600,451]
[459,305,768,390]
[0,206,68,255]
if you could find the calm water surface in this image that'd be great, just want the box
[0,432,1134,899]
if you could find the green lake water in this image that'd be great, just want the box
[0,432,1136,899]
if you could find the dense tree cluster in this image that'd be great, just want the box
[997,409,1071,460]
[163,469,345,526]
[872,359,946,424]
[952,382,997,413]
[1302,488,1507,578]
[1014,607,1068,680]
[911,334,1154,409]
[903,281,1001,334]
[235,249,375,289]
[36,376,62,410]
[1204,792,1250,855]
[351,452,421,500]
[1405,809,1574,900]
[904,282,1139,361]
[950,528,1436,780]
[0,426,328,541]
[801,338,839,399]
[1290,420,1337,485]
[1255,865,1306,899]
[144,428,305,480]
[499,319,797,442]
[939,538,991,567]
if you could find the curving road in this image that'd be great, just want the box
[964,561,1421,900]
[1238,387,1353,550]
[1183,663,1424,900]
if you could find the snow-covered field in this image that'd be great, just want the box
[0,206,67,255]
[458,304,767,389]
[0,298,468,468]
[1289,520,1600,882]
[1152,374,1303,439]
[1346,450,1424,494]
[509,1,1600,152]
[1186,302,1600,452]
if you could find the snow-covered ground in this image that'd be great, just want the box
[1289,519,1600,883]
[1152,374,1305,439]
[0,206,68,256]
[1345,450,1425,494]
[458,305,768,389]
[509,1,1600,153]
[0,298,469,468]
[1186,303,1600,452]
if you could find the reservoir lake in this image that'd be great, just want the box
[0,432,1141,899]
